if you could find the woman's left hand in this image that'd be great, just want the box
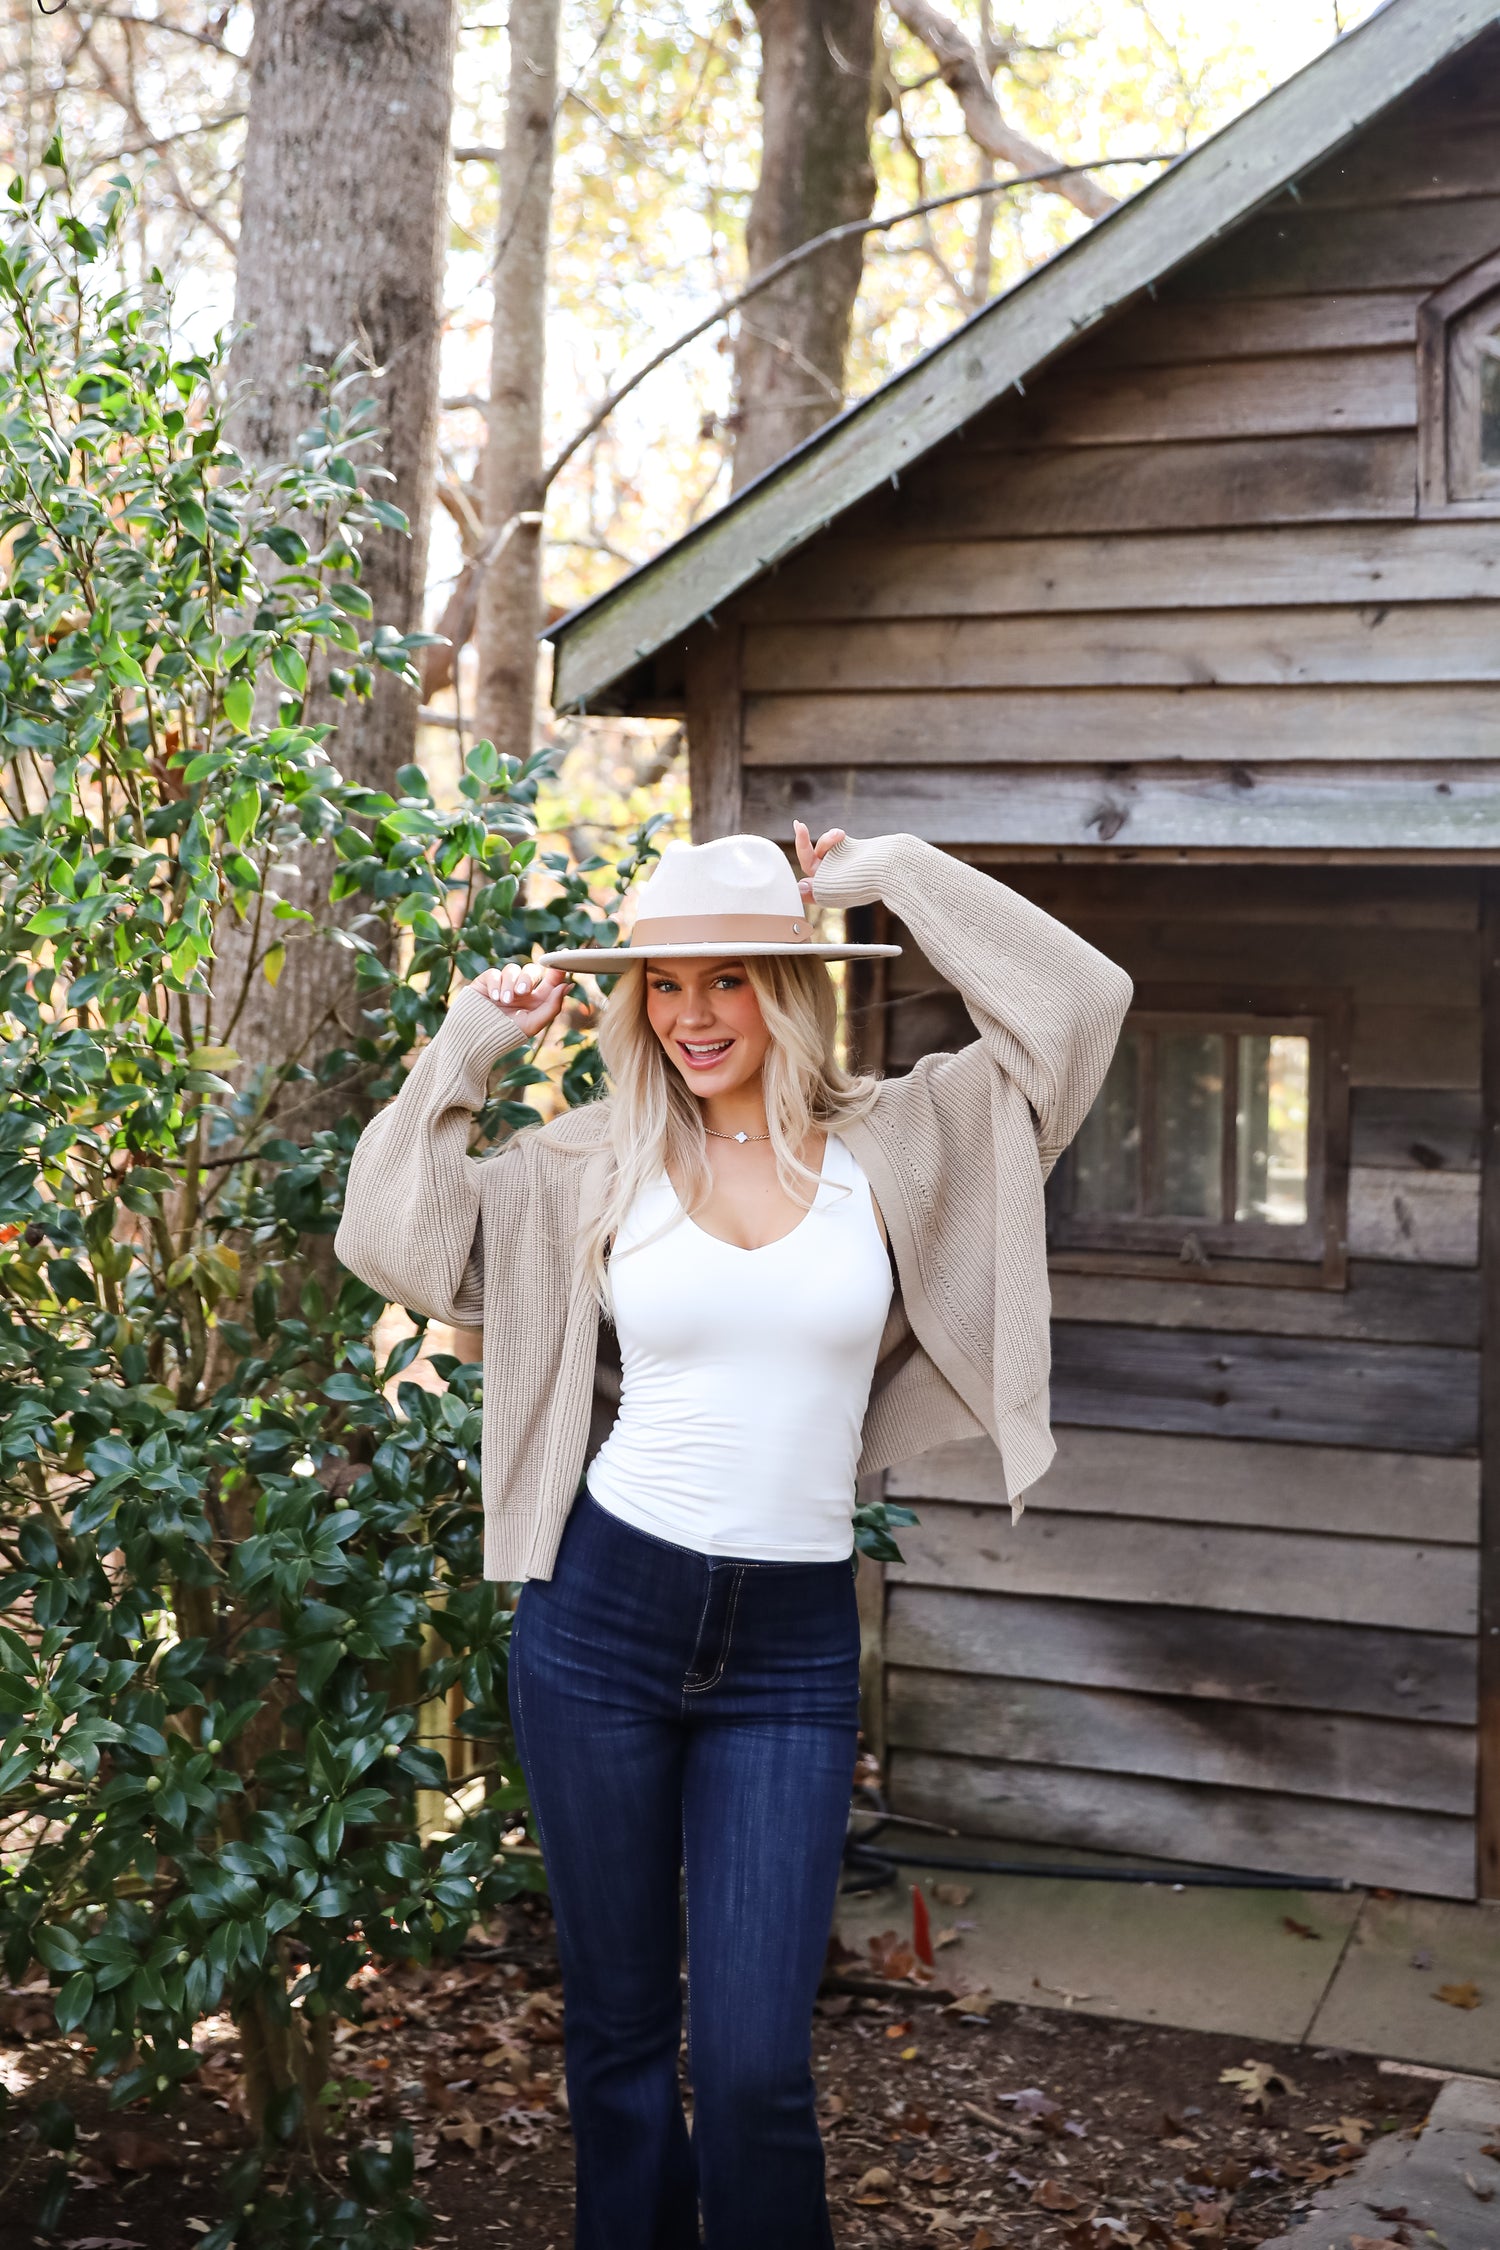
[792,820,846,900]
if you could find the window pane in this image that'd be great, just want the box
[1071,1030,1141,1215]
[1153,1031,1224,1219]
[1482,335,1500,468]
[1236,1033,1310,1225]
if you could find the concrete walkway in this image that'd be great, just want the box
[1258,2073,1500,2250]
[834,1835,1500,2071]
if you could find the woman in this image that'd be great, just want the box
[336,820,1130,2250]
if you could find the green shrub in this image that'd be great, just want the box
[0,149,665,2243]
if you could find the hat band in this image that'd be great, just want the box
[629,911,810,948]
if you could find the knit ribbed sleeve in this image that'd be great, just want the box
[810,832,1132,1169]
[335,985,532,1325]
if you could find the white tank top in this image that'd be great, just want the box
[586,1132,894,1561]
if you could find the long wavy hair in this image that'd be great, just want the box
[577,954,884,1311]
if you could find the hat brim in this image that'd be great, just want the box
[536,940,902,971]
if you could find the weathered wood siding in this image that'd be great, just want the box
[731,47,1500,855]
[879,866,1483,1897]
[678,49,1500,1894]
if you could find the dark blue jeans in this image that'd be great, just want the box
[508,1484,861,2250]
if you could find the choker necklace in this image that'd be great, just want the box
[703,1123,770,1144]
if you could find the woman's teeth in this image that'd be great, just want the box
[680,1039,732,1067]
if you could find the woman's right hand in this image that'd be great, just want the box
[472,961,570,1040]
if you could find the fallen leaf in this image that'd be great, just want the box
[1031,2178,1084,2211]
[868,1931,917,1981]
[101,2131,182,2174]
[1032,1975,1098,2007]
[437,2112,485,2150]
[1009,2087,1066,2132]
[1347,2238,1405,2250]
[1465,2169,1496,2201]
[968,2232,994,2250]
[1282,1916,1321,1940]
[942,1985,994,2017]
[1435,1981,1483,2009]
[1219,2059,1300,2110]
[1314,2114,1371,2147]
[932,1882,973,1907]
[933,1925,963,1949]
[851,2159,892,2205]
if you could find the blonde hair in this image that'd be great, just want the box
[577,954,884,1310]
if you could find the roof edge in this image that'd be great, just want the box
[549,0,1500,713]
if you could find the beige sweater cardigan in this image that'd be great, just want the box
[335,833,1132,1581]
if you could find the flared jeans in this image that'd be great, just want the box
[507,1484,862,2250]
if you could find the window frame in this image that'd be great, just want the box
[1418,246,1500,516]
[1047,983,1351,1290]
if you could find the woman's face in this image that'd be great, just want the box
[644,957,771,1096]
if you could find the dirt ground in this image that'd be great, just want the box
[0,1886,1445,2250]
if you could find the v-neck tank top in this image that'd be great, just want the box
[585,1131,895,1560]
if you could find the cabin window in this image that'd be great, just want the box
[1049,1000,1345,1280]
[1418,255,1500,512]
[1481,329,1500,470]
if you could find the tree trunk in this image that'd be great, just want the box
[473,0,560,762]
[730,0,877,493]
[224,0,458,1091]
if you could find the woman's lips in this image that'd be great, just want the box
[677,1038,733,1071]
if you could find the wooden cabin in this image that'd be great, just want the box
[546,0,1500,1902]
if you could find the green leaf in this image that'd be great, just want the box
[222,680,254,734]
[225,782,261,847]
[271,645,308,695]
[262,942,286,987]
[54,1972,94,2032]
[263,524,308,566]
[32,1926,84,1976]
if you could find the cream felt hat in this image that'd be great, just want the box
[536,833,902,971]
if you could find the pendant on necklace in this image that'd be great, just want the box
[733,1130,749,1143]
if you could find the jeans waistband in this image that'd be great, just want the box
[577,1481,856,1574]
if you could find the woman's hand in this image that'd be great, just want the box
[471,961,570,1040]
[792,820,846,901]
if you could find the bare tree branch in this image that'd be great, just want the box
[538,151,1172,489]
[889,0,1117,220]
[77,19,236,250]
[81,5,236,54]
[75,110,246,172]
